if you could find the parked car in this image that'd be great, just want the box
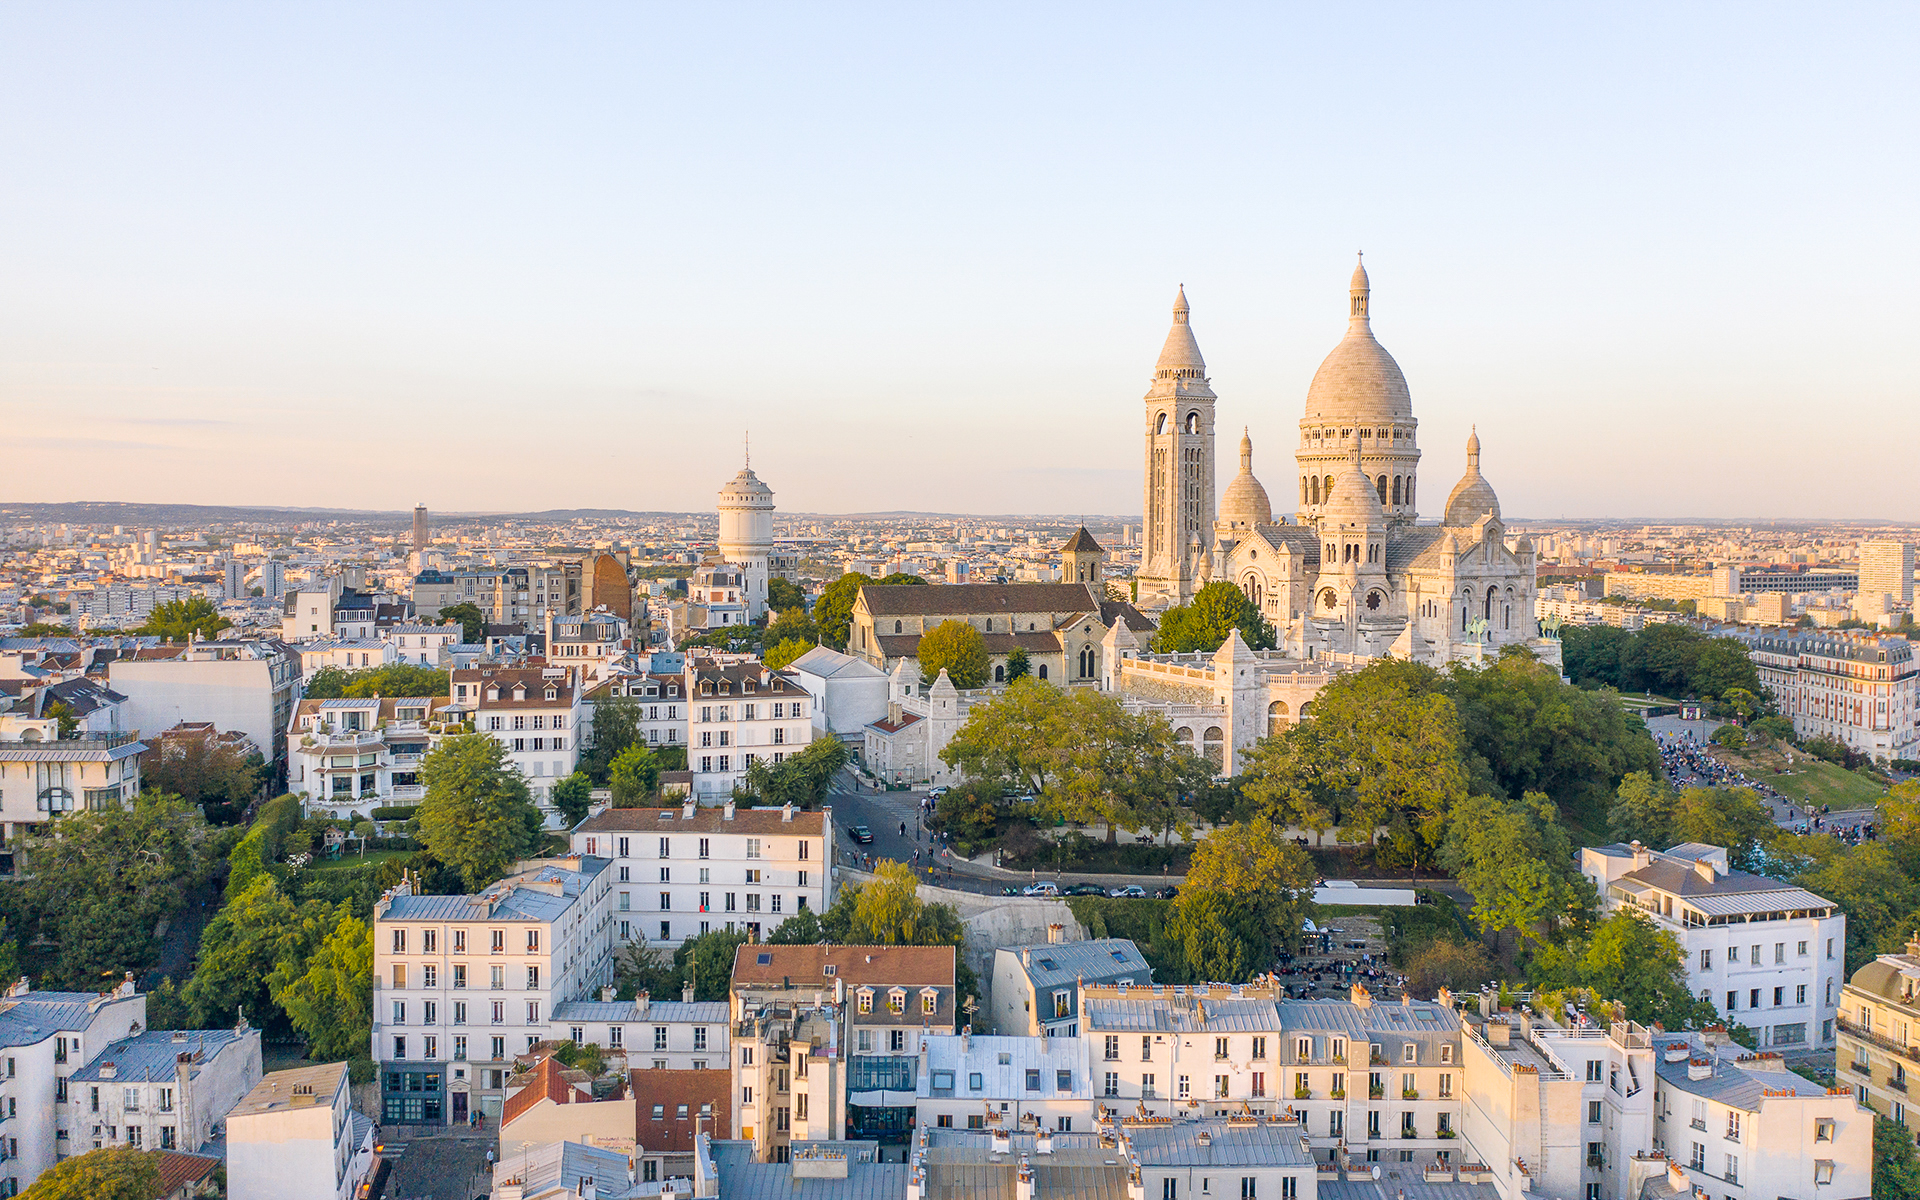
[1022,881,1060,897]
[1108,885,1148,899]
[1153,885,1179,900]
[1063,883,1108,897]
[927,786,949,798]
[849,825,874,844]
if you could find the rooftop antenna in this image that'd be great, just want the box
[744,430,751,469]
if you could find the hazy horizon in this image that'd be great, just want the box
[3,4,1916,519]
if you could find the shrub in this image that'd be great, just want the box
[369,805,420,822]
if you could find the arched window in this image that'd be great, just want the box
[1302,478,1310,505]
[1079,646,1095,678]
[1268,701,1290,736]
[1375,476,1387,504]
[1242,576,1262,607]
[1503,604,1511,629]
[1324,475,1334,502]
[1155,413,1168,435]
[1392,476,1403,506]
[895,620,902,634]
[984,618,992,631]
[1310,477,1321,506]
[1202,727,1225,771]
[1406,479,1414,508]
[1485,586,1497,620]
[994,664,1005,682]
[1037,664,1048,680]
[1185,411,1200,434]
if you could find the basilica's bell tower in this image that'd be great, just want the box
[1138,288,1216,608]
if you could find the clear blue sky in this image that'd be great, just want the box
[2,4,1916,519]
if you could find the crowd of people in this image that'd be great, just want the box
[1656,730,1800,820]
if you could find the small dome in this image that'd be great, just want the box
[1155,286,1206,378]
[1304,259,1412,423]
[1319,439,1385,526]
[1443,429,1501,526]
[1219,428,1271,529]
[719,466,773,503]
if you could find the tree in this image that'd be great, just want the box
[1163,889,1264,983]
[677,929,751,1001]
[933,786,1006,857]
[439,602,487,644]
[552,772,594,826]
[583,695,642,783]
[1795,841,1920,976]
[274,914,373,1061]
[766,607,818,647]
[414,734,546,889]
[769,909,825,944]
[135,596,230,641]
[1004,647,1030,682]
[20,792,224,989]
[818,861,976,997]
[1710,724,1748,748]
[143,736,264,826]
[17,622,75,637]
[1404,939,1493,995]
[1184,819,1316,957]
[609,744,662,806]
[303,663,450,701]
[1438,791,1588,951]
[42,700,79,739]
[1876,1114,1920,1200]
[917,620,990,687]
[1150,582,1275,653]
[179,876,334,1035]
[812,573,871,651]
[20,1146,159,1200]
[764,638,813,671]
[1605,774,1779,872]
[878,573,928,586]
[767,577,806,613]
[745,738,849,810]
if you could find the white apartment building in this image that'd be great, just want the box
[1860,538,1916,605]
[917,1033,1095,1133]
[1839,935,1920,1144]
[0,978,147,1194]
[286,695,460,818]
[0,716,144,872]
[1582,842,1846,1048]
[569,801,833,948]
[545,610,629,682]
[108,638,301,766]
[370,855,616,1124]
[296,638,399,676]
[225,1061,376,1200]
[63,1023,263,1159]
[992,936,1152,1038]
[1737,629,1920,763]
[381,623,464,667]
[413,563,582,626]
[688,660,815,801]
[450,665,584,813]
[550,992,730,1070]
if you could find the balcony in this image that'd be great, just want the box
[1329,1088,1346,1100]
[1838,1016,1920,1062]
[1851,1060,1873,1076]
[1369,1086,1384,1099]
[1403,1089,1420,1100]
[1890,1077,1909,1094]
[1295,1087,1312,1101]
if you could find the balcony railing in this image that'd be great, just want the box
[1838,1016,1920,1062]
[1851,1060,1873,1076]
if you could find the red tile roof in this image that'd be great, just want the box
[631,1069,731,1151]
[501,1055,593,1126]
[146,1150,220,1198]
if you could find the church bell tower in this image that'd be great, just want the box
[1138,287,1216,608]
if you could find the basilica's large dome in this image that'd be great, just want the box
[1302,259,1412,423]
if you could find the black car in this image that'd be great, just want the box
[1153,885,1179,900]
[849,825,874,845]
[1063,883,1108,897]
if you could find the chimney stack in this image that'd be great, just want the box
[724,801,736,821]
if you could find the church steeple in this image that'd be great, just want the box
[1349,253,1370,325]
[1139,286,1217,608]
[1155,286,1207,379]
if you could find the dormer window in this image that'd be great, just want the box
[545,687,557,701]
[486,688,499,701]
[701,681,714,696]
[744,680,756,694]
[856,988,873,1014]
[887,988,907,1014]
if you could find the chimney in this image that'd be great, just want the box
[1035,1131,1054,1155]
[7,977,27,999]
[1907,930,1920,958]
[600,985,617,1003]
[1349,983,1372,1010]
[1663,1042,1691,1063]
[499,1187,525,1200]
[1436,987,1453,1010]
[1630,840,1650,867]
[683,799,696,819]
[683,982,696,1004]
[1016,1156,1035,1200]
[1693,858,1717,884]
[962,1024,972,1053]
[1046,924,1065,945]
[783,803,793,822]
[1022,948,1033,967]
[637,990,650,1017]
[724,801,735,821]
[992,1128,1011,1155]
[1687,1056,1712,1081]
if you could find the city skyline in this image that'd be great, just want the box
[2,5,1917,518]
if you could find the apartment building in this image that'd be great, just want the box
[1736,629,1920,763]
[295,638,398,675]
[63,1023,262,1160]
[108,639,300,767]
[545,610,629,682]
[549,990,730,1070]
[1081,981,1464,1166]
[729,1000,846,1163]
[585,672,687,751]
[916,1033,1094,1133]
[225,1061,376,1200]
[286,695,460,818]
[731,944,958,1151]
[1839,935,1920,1139]
[1860,539,1916,606]
[382,623,465,667]
[413,563,582,626]
[991,935,1150,1037]
[0,978,147,1193]
[687,660,815,801]
[569,801,833,948]
[370,856,616,1124]
[449,665,584,813]
[1582,841,1845,1047]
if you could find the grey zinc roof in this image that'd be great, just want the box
[1681,887,1836,918]
[551,1000,730,1025]
[1384,526,1448,573]
[1319,1182,1500,1200]
[69,1028,246,1082]
[0,740,147,763]
[1083,995,1281,1034]
[920,1145,1129,1200]
[1121,1120,1314,1168]
[1005,940,1151,992]
[920,1035,1092,1100]
[1651,1037,1823,1109]
[718,1160,911,1200]
[0,993,121,1047]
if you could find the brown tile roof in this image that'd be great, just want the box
[145,1150,220,1199]
[1098,600,1158,633]
[857,583,1100,618]
[574,806,827,835]
[501,1055,593,1126]
[631,1069,731,1150]
[875,631,1061,660]
[1061,527,1104,553]
[454,666,577,709]
[731,943,956,990]
[869,713,922,733]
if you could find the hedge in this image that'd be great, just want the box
[369,805,419,822]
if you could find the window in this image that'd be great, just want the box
[890,1029,906,1052]
[1215,1037,1230,1060]
[526,966,540,988]
[1106,1036,1120,1061]
[924,991,938,1015]
[1699,948,1712,971]
[1402,1042,1416,1063]
[1239,1179,1256,1200]
[1164,1182,1178,1200]
[1054,992,1071,1020]
[1438,1072,1452,1099]
[1726,1111,1741,1140]
[656,1027,669,1051]
[1026,1069,1041,1092]
[1588,1099,1602,1124]
[1215,1075,1229,1098]
[1143,1036,1154,1062]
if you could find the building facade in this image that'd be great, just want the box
[223,1061,375,1200]
[686,661,815,801]
[287,695,459,818]
[1737,629,1920,763]
[449,665,584,814]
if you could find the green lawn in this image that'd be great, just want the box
[1713,745,1886,812]
[306,848,411,872]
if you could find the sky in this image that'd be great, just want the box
[1,4,1917,520]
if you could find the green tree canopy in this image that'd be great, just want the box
[1004,647,1030,682]
[763,638,813,671]
[820,861,977,998]
[20,792,225,988]
[303,663,450,701]
[812,573,871,651]
[413,734,546,889]
[18,622,75,637]
[917,620,990,687]
[768,909,825,944]
[583,694,642,783]
[20,1146,159,1200]
[743,738,848,809]
[1529,909,1715,1031]
[766,607,818,648]
[677,928,751,1001]
[143,736,263,826]
[1184,818,1316,957]
[1150,582,1275,653]
[179,875,337,1036]
[551,772,594,826]
[609,743,662,806]
[766,577,806,612]
[1163,889,1266,984]
[274,913,373,1061]
[878,573,928,585]
[1438,791,1589,950]
[134,596,230,642]
[438,601,487,644]
[1561,622,1763,702]
[1606,773,1779,871]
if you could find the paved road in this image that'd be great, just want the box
[376,1130,495,1200]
